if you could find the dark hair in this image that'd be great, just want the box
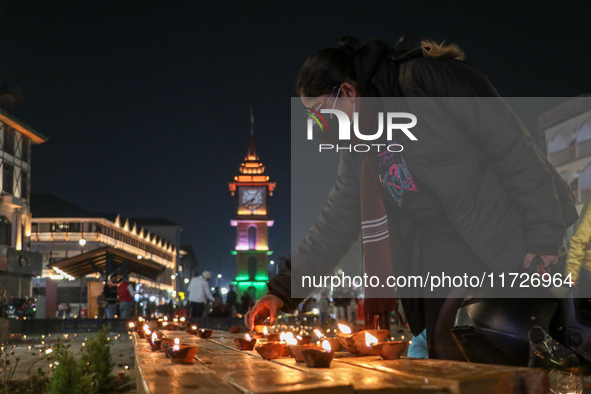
[296,35,361,97]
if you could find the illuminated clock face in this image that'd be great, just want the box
[241,188,264,211]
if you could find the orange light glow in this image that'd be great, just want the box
[365,332,378,347]
[263,326,268,336]
[338,324,352,334]
[245,334,252,341]
[279,332,286,342]
[151,332,158,343]
[322,340,332,352]
[314,329,323,339]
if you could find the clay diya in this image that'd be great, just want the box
[234,334,257,350]
[149,332,162,351]
[371,341,409,360]
[266,332,281,342]
[296,335,312,345]
[322,338,342,352]
[229,326,242,334]
[290,344,319,362]
[335,324,390,356]
[197,329,213,338]
[301,340,334,368]
[168,345,199,364]
[251,325,266,338]
[147,330,165,343]
[185,326,199,335]
[137,330,146,339]
[160,338,177,352]
[255,342,285,360]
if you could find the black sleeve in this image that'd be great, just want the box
[413,57,567,255]
[267,151,362,312]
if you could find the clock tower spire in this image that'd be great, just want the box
[229,108,276,300]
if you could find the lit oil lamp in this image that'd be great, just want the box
[301,340,334,368]
[160,337,176,352]
[149,332,162,351]
[335,324,389,356]
[251,325,266,338]
[296,334,312,345]
[314,328,342,352]
[234,333,257,350]
[168,338,199,364]
[197,329,213,338]
[185,325,198,335]
[266,327,281,342]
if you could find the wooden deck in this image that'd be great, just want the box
[134,330,547,394]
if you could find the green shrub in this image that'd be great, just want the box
[81,326,114,393]
[46,344,93,394]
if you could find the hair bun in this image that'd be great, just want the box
[337,35,361,56]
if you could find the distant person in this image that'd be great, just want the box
[240,292,251,315]
[226,285,238,315]
[567,196,591,284]
[212,287,223,308]
[117,276,135,319]
[187,271,215,318]
[103,279,118,319]
[97,294,107,318]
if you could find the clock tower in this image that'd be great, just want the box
[229,108,276,300]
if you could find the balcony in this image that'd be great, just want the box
[549,139,591,167]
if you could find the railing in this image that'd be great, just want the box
[549,139,591,167]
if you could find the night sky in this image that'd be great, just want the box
[1,1,590,282]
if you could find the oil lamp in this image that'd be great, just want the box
[300,340,334,368]
[335,324,389,356]
[234,333,257,350]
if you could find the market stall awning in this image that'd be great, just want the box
[48,246,166,280]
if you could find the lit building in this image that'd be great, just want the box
[29,193,178,316]
[542,96,591,237]
[0,85,48,297]
[229,109,276,300]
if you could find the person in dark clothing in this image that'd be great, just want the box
[103,280,118,319]
[240,292,251,315]
[226,285,238,315]
[246,35,578,361]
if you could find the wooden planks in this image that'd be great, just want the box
[135,329,548,394]
[336,357,547,394]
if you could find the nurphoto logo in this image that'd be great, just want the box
[304,108,418,152]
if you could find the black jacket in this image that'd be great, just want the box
[268,39,578,329]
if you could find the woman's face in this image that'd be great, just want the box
[301,82,358,121]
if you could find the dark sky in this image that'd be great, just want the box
[1,1,590,281]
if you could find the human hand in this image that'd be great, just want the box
[245,294,284,329]
[522,253,558,269]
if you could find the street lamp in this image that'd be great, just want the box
[270,260,278,275]
[216,273,222,286]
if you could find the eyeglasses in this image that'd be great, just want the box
[308,86,341,120]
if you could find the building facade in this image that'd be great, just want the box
[0,87,48,298]
[30,193,178,316]
[543,96,591,238]
[229,110,276,300]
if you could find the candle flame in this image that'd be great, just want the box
[263,326,268,335]
[314,329,323,339]
[129,322,135,328]
[151,332,158,343]
[192,326,197,330]
[164,316,168,321]
[163,322,168,326]
[139,317,144,322]
[296,335,303,341]
[322,340,332,352]
[365,332,378,347]
[144,324,151,335]
[173,318,178,323]
[180,317,185,322]
[338,324,352,334]
[174,338,180,345]
[173,345,179,351]
[245,333,252,341]
[279,332,286,342]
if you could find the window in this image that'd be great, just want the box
[3,126,15,155]
[248,226,257,250]
[248,256,257,280]
[2,163,13,194]
[21,137,30,162]
[21,171,28,200]
[0,216,11,246]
